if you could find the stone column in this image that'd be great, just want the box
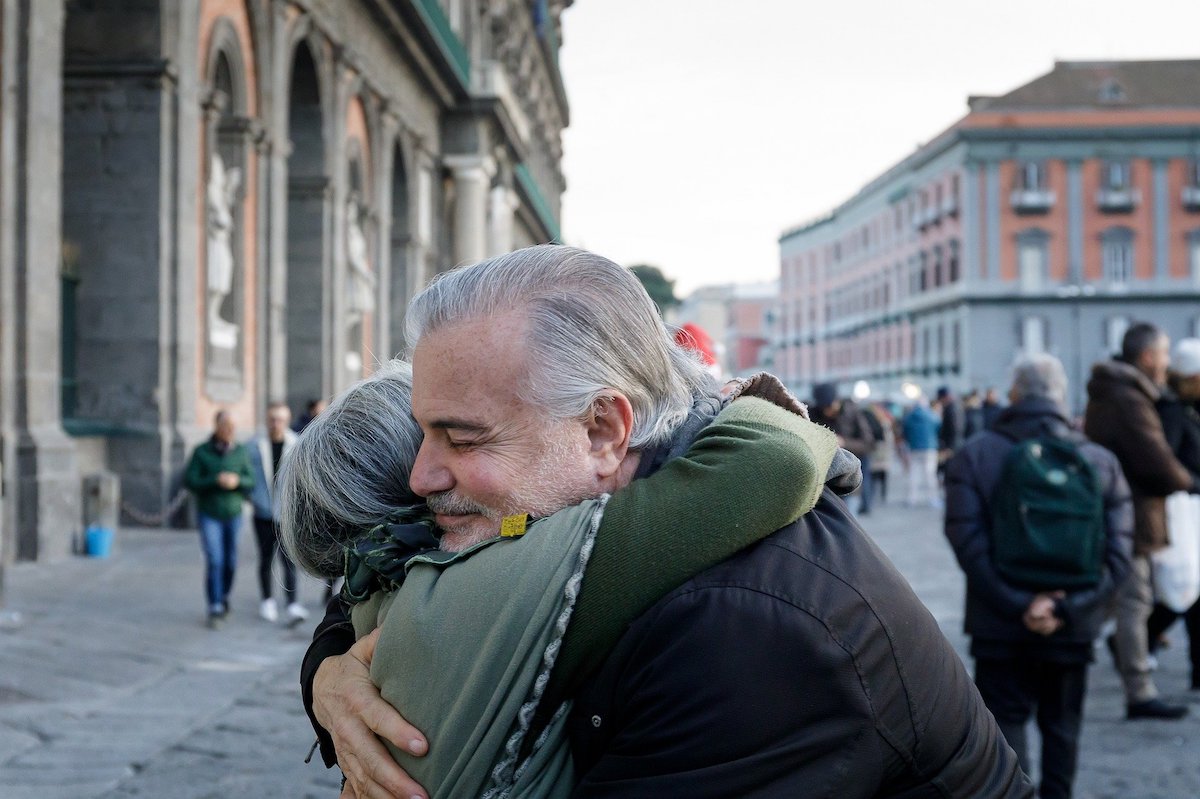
[445,155,495,266]
[264,0,292,406]
[414,149,436,285]
[487,182,518,257]
[4,0,79,560]
[372,110,399,360]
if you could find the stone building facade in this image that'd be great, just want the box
[777,61,1200,410]
[0,0,571,564]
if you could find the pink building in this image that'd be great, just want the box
[777,60,1200,410]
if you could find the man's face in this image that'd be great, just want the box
[215,415,235,444]
[409,312,601,552]
[1140,335,1171,386]
[267,407,291,441]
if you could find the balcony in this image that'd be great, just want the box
[1097,188,1139,212]
[471,60,531,146]
[941,195,959,218]
[1010,189,1055,214]
[1182,185,1200,211]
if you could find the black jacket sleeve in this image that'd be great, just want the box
[569,581,889,798]
[300,594,356,768]
[570,496,1032,799]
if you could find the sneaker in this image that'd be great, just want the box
[259,598,278,623]
[206,614,223,630]
[1127,699,1189,720]
[286,603,309,627]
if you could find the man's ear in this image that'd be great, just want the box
[585,392,634,480]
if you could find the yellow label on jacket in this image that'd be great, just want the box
[500,514,529,538]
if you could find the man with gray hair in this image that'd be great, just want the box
[1085,322,1197,720]
[301,245,1031,798]
[945,353,1133,799]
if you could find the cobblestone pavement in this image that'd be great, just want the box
[1,498,1198,798]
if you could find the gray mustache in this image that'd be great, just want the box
[425,492,490,517]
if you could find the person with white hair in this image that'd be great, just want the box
[1146,337,1200,689]
[303,245,1031,799]
[944,353,1134,799]
[279,359,838,798]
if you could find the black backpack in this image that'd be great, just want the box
[990,436,1105,590]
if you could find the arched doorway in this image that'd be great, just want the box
[284,41,327,415]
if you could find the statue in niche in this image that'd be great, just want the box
[344,197,376,381]
[345,197,377,321]
[206,152,242,350]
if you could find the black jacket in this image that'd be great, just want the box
[566,488,1030,798]
[1158,389,1200,483]
[939,398,966,452]
[810,400,876,460]
[944,398,1133,662]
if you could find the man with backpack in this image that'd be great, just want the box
[1085,323,1198,720]
[945,354,1133,799]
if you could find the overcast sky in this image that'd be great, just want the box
[558,0,1200,295]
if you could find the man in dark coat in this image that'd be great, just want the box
[810,381,878,514]
[945,354,1132,799]
[936,385,966,455]
[296,246,1033,799]
[1084,322,1197,719]
[982,386,1006,430]
[1147,337,1200,689]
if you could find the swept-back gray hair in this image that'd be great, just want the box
[277,360,423,578]
[1010,353,1069,407]
[404,245,714,450]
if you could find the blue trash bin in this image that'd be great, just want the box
[85,526,114,558]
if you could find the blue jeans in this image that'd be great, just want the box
[198,512,241,614]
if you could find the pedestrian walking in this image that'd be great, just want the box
[247,402,308,626]
[866,401,895,506]
[983,386,1005,430]
[292,397,327,434]
[945,354,1133,799]
[903,397,942,508]
[810,382,878,514]
[964,389,985,440]
[184,410,254,628]
[1084,322,1197,719]
[1147,337,1200,689]
[936,386,966,484]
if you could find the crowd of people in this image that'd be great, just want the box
[174,243,1198,798]
[808,324,1200,798]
